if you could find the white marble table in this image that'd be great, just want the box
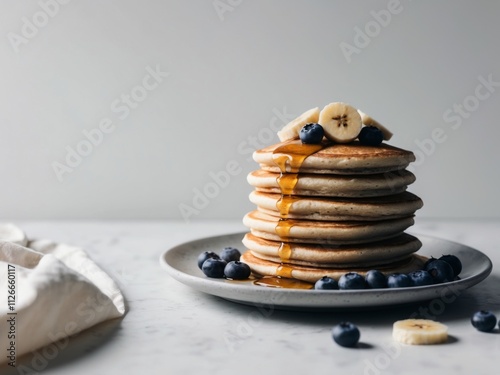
[1,219,499,375]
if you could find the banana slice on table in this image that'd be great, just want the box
[393,319,448,345]
[318,102,362,143]
[357,109,393,141]
[277,107,320,142]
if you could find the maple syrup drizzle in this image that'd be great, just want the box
[276,174,299,196]
[263,140,327,283]
[272,142,324,173]
[254,275,314,289]
[275,219,294,240]
[277,242,292,261]
[276,263,294,278]
[275,195,297,218]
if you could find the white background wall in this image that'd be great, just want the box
[1,0,499,220]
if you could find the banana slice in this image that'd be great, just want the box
[318,102,362,143]
[277,107,320,142]
[357,109,393,141]
[393,319,448,345]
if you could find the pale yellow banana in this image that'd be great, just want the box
[277,107,320,142]
[393,319,448,345]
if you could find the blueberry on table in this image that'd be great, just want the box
[220,247,241,262]
[387,273,411,288]
[201,258,227,278]
[338,272,366,290]
[407,270,434,287]
[299,123,324,144]
[197,251,220,270]
[358,126,383,146]
[425,259,454,283]
[332,322,360,347]
[365,270,387,289]
[438,254,462,278]
[224,261,251,280]
[471,311,497,332]
[314,276,339,290]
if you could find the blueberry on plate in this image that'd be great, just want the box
[299,123,324,144]
[407,270,434,287]
[471,310,497,332]
[314,276,339,290]
[365,270,387,289]
[220,247,241,262]
[358,126,383,146]
[224,261,251,280]
[201,258,227,278]
[423,256,437,269]
[332,322,360,347]
[387,273,411,288]
[425,259,454,283]
[439,254,462,278]
[197,251,220,269]
[338,272,366,290]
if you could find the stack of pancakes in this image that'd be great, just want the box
[241,139,425,283]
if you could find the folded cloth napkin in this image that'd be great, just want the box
[0,224,126,366]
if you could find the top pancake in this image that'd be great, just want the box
[254,139,415,174]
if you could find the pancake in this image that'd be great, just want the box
[243,210,414,244]
[241,251,427,283]
[254,139,415,174]
[247,169,415,198]
[242,232,422,266]
[249,191,423,221]
[253,252,413,268]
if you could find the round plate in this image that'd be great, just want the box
[160,232,492,311]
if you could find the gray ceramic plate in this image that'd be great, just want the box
[160,232,492,311]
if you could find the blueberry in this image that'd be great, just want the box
[423,256,437,269]
[471,310,497,332]
[197,251,220,269]
[439,254,462,278]
[220,247,241,262]
[425,259,454,283]
[338,272,366,290]
[332,322,360,347]
[299,123,324,144]
[201,258,227,278]
[387,273,411,288]
[365,270,387,289]
[314,276,339,290]
[358,126,383,146]
[224,261,251,280]
[407,270,434,287]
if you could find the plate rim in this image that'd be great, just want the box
[160,231,492,310]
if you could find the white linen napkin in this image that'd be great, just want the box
[0,224,126,366]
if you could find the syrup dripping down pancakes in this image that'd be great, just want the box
[241,139,425,285]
